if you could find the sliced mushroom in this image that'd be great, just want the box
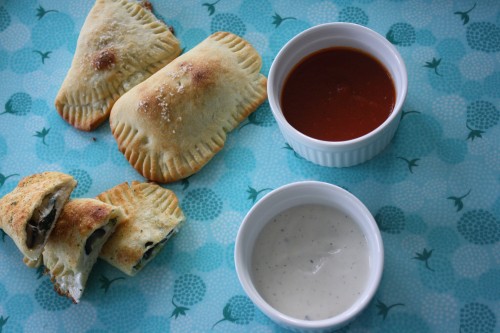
[85,228,106,255]
[25,196,57,249]
[133,228,177,271]
[84,218,118,256]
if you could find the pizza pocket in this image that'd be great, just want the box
[55,0,181,131]
[0,172,76,261]
[42,198,124,303]
[109,31,267,183]
[97,181,185,276]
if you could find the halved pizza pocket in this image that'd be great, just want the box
[0,172,76,261]
[55,0,181,131]
[42,198,124,303]
[109,31,267,183]
[97,181,185,276]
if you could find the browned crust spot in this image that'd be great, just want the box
[92,49,116,71]
[140,0,153,11]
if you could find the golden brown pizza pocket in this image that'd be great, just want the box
[42,198,124,303]
[109,31,267,183]
[97,181,185,276]
[55,0,181,131]
[0,172,76,261]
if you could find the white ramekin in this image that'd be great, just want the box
[235,181,384,332]
[268,23,408,167]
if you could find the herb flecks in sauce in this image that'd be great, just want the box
[252,204,369,320]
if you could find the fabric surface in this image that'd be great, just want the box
[0,0,499,332]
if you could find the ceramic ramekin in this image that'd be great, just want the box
[235,181,384,332]
[268,23,408,167]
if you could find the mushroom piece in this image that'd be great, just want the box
[25,195,58,249]
[133,228,177,271]
[84,228,106,255]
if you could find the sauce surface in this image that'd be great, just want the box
[251,204,369,321]
[281,47,396,141]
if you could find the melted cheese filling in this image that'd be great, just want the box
[55,221,115,302]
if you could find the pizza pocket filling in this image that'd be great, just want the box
[42,199,124,303]
[25,189,65,250]
[133,227,177,272]
[0,172,76,261]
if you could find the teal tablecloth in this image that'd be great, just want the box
[0,0,499,332]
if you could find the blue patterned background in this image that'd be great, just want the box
[0,0,499,332]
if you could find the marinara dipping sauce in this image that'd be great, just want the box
[281,47,396,141]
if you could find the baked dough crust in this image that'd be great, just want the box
[0,172,76,261]
[42,198,124,303]
[55,0,181,131]
[109,31,267,183]
[97,181,185,276]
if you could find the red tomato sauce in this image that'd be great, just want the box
[281,47,396,141]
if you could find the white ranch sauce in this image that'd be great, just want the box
[251,204,369,321]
